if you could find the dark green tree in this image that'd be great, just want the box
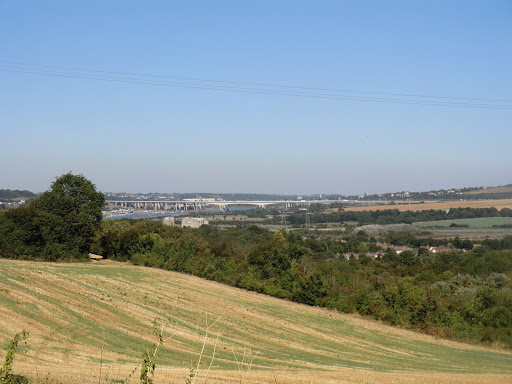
[34,173,105,255]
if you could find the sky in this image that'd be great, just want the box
[1,1,511,195]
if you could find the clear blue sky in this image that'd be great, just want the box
[1,1,511,195]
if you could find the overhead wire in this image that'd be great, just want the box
[2,60,511,103]
[1,61,511,110]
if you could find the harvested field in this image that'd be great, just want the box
[1,259,511,383]
[414,217,512,228]
[345,199,512,212]
[463,187,512,195]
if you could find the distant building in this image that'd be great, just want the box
[162,217,176,227]
[365,252,383,259]
[182,217,209,228]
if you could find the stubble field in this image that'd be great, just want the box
[344,199,512,212]
[1,259,511,383]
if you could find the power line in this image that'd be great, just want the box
[1,61,511,110]
[3,60,510,103]
[3,67,509,110]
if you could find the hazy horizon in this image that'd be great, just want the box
[5,179,511,198]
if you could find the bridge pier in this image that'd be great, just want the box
[106,199,351,213]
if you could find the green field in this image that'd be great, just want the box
[414,217,512,228]
[1,259,511,383]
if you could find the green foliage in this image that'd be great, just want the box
[0,173,104,260]
[184,365,195,384]
[140,321,164,384]
[1,330,29,384]
[0,189,36,200]
[281,206,512,227]
[33,173,105,255]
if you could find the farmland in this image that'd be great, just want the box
[344,199,512,212]
[463,186,512,195]
[1,259,512,383]
[414,217,512,228]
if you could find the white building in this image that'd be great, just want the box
[162,217,176,227]
[181,217,209,228]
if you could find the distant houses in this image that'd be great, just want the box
[328,242,465,263]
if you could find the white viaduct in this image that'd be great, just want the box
[106,199,316,211]
[105,199,430,212]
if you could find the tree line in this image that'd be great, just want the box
[278,207,512,226]
[0,189,37,200]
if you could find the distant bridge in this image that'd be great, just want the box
[105,199,432,212]
[107,199,313,211]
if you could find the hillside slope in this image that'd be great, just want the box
[1,259,511,383]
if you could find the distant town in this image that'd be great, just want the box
[102,183,512,203]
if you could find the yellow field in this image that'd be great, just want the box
[344,199,512,212]
[22,366,512,384]
[463,187,512,195]
[1,259,511,383]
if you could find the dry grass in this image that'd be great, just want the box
[1,259,511,383]
[15,365,512,384]
[344,199,512,212]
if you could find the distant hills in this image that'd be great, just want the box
[0,189,37,200]
[352,184,512,202]
[3,183,512,203]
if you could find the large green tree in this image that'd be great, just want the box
[0,173,104,259]
[33,173,105,255]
